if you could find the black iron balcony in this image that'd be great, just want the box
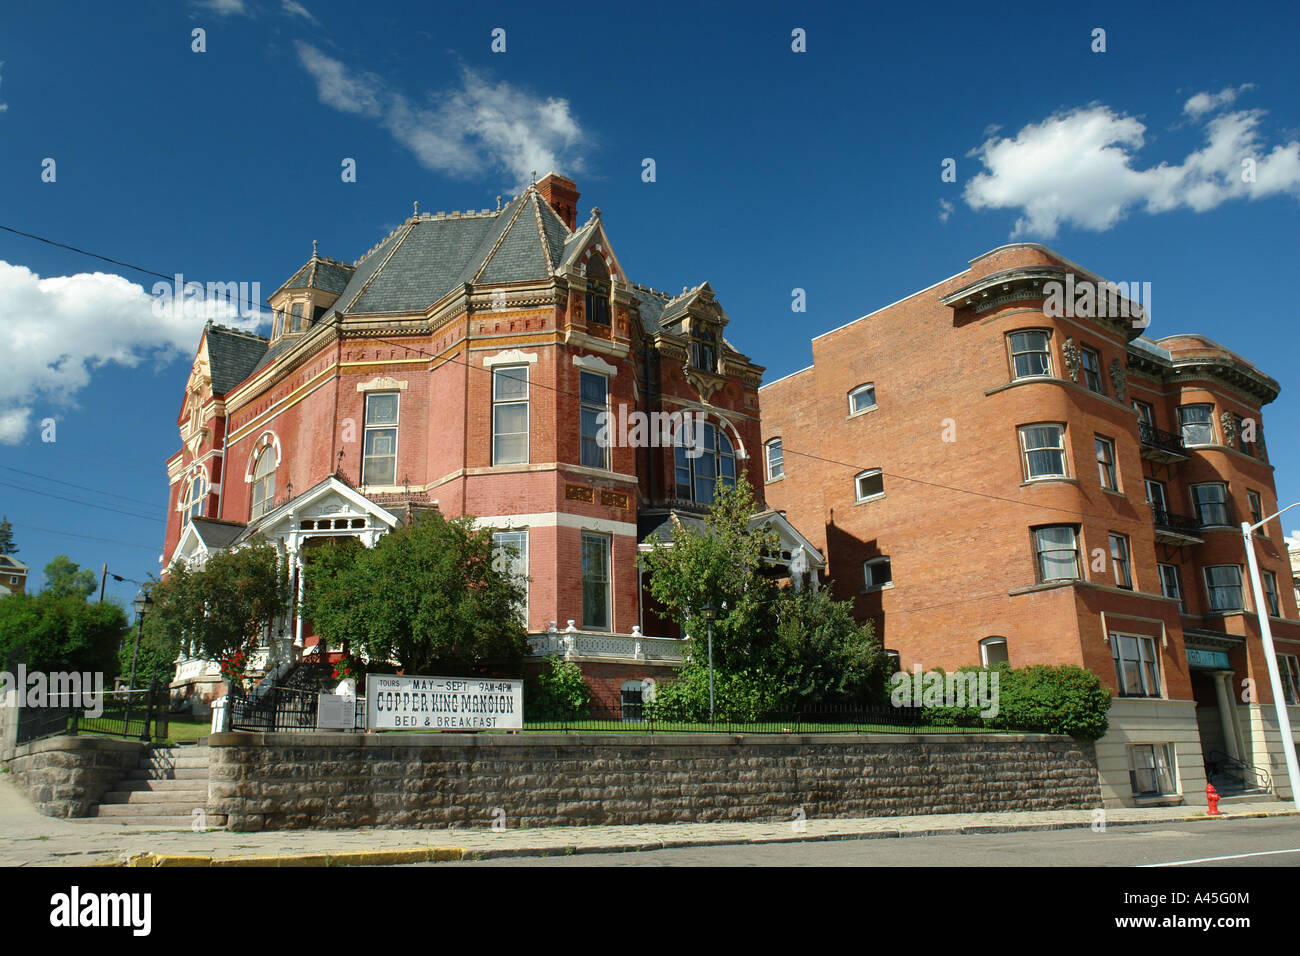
[1138,422,1188,463]
[1152,507,1203,546]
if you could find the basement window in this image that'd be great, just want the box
[1129,744,1176,797]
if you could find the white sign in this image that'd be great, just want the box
[317,693,356,730]
[366,675,524,730]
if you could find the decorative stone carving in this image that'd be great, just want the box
[356,376,408,393]
[1062,338,1081,383]
[1108,359,1127,402]
[1220,411,1236,448]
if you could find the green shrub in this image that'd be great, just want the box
[525,656,591,721]
[912,663,1112,739]
[644,664,783,722]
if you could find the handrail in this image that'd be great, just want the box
[1205,749,1272,791]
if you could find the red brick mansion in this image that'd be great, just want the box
[163,174,823,710]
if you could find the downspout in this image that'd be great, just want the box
[216,408,231,520]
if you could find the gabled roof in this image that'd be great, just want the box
[204,323,269,395]
[277,255,355,297]
[188,517,246,551]
[0,554,27,573]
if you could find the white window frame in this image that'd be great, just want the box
[492,530,529,626]
[854,468,884,503]
[581,531,612,631]
[183,474,206,526]
[1248,490,1265,529]
[980,636,1009,666]
[848,384,877,415]
[1019,423,1068,480]
[492,365,530,466]
[250,448,276,520]
[362,392,399,486]
[1033,525,1081,582]
[1129,743,1176,796]
[1008,330,1052,380]
[765,438,784,481]
[1179,404,1215,446]
[1095,435,1119,491]
[1263,570,1280,617]
[863,556,892,591]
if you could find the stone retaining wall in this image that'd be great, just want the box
[208,731,1101,831]
[3,735,144,817]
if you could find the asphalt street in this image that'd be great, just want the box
[429,816,1300,866]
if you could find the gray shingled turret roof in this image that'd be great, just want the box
[205,323,269,394]
[278,255,355,296]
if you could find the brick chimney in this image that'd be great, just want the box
[537,172,579,230]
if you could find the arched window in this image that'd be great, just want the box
[584,257,611,325]
[980,636,1009,666]
[674,420,736,505]
[848,384,876,415]
[183,474,206,526]
[250,448,276,519]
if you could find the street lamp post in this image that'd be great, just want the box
[1241,501,1300,811]
[701,601,717,722]
[129,589,152,690]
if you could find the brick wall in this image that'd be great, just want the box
[207,730,1101,831]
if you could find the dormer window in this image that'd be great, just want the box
[585,257,611,325]
[291,302,305,332]
[691,324,717,372]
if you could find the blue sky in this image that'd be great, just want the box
[1,0,1298,606]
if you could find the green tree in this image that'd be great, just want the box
[118,579,183,687]
[42,555,96,600]
[0,515,17,555]
[0,591,127,676]
[770,585,890,706]
[304,511,529,676]
[524,656,592,720]
[638,475,781,673]
[181,540,292,664]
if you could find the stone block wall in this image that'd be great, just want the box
[208,731,1101,831]
[4,736,143,817]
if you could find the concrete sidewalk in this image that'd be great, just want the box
[1,776,1294,866]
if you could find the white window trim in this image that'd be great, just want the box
[765,437,784,481]
[1095,435,1119,491]
[579,369,611,471]
[492,365,531,467]
[854,468,884,503]
[492,529,529,627]
[1111,631,1163,699]
[362,392,400,487]
[848,383,877,416]
[1008,329,1054,381]
[581,530,613,632]
[979,636,1009,666]
[863,556,892,592]
[1019,423,1068,481]
[1203,564,1245,613]
[1178,403,1216,446]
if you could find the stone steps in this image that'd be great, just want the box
[90,744,215,829]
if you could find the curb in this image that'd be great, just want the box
[97,807,1300,867]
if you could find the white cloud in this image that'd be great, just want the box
[0,61,8,113]
[964,95,1300,237]
[0,262,261,444]
[196,0,248,14]
[295,43,586,184]
[938,198,954,223]
[281,0,318,24]
[1184,84,1254,118]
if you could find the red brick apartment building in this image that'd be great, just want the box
[162,174,821,712]
[762,243,1300,807]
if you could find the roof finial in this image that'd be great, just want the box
[312,239,318,258]
[413,200,419,218]
[530,170,537,184]
[591,206,601,221]
[496,195,502,212]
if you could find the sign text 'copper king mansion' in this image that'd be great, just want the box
[366,676,524,730]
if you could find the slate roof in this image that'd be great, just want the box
[278,256,355,296]
[205,324,270,394]
[189,517,246,551]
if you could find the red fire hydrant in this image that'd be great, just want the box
[1206,783,1222,815]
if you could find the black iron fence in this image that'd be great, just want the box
[13,682,170,746]
[228,686,366,733]
[1138,421,1186,456]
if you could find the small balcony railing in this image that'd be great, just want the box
[1152,508,1203,546]
[1138,422,1187,461]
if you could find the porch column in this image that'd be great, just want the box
[292,547,305,649]
[1215,671,1241,761]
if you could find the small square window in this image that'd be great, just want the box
[864,557,891,590]
[849,384,876,414]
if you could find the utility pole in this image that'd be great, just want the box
[99,563,108,603]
